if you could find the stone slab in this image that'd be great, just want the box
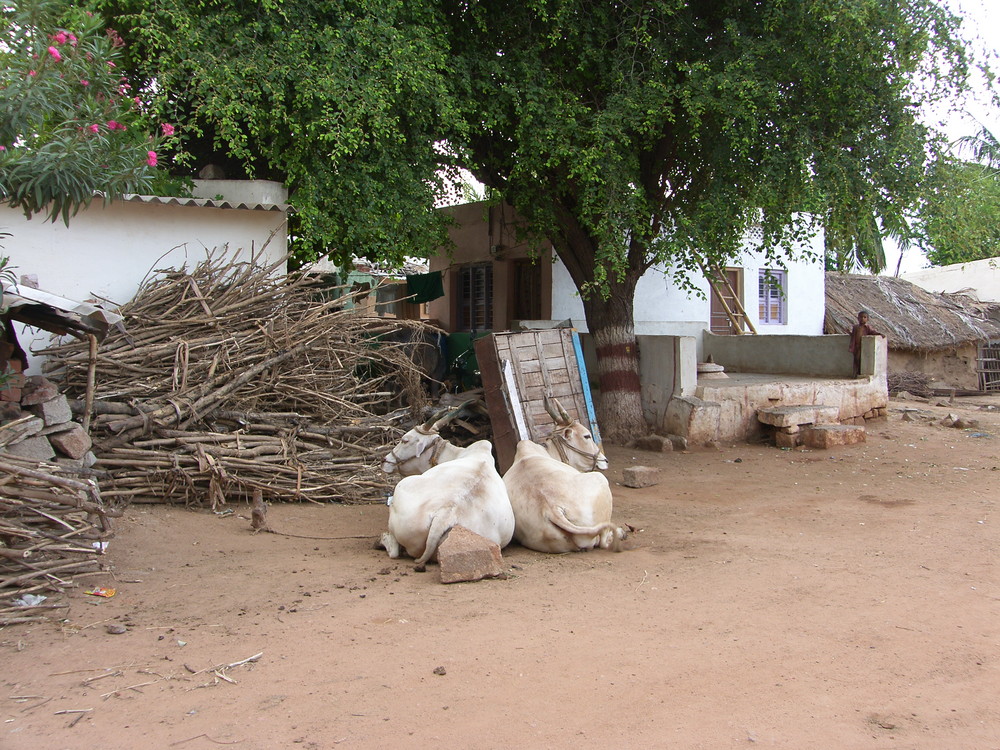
[4,435,55,461]
[21,376,60,406]
[437,525,504,584]
[622,465,662,488]
[802,424,867,449]
[757,405,840,428]
[27,394,73,426]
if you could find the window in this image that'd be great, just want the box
[758,269,786,325]
[457,263,493,332]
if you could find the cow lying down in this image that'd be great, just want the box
[378,440,514,571]
[503,439,626,553]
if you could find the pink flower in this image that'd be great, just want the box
[52,31,68,44]
[28,70,37,77]
[89,124,99,133]
[80,79,89,86]
[0,146,6,151]
[68,33,78,46]
[146,151,158,167]
[107,120,124,131]
[47,46,62,62]
[161,123,175,137]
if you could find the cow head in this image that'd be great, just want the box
[541,395,608,472]
[381,407,459,476]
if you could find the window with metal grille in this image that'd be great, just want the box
[457,263,493,331]
[758,269,787,325]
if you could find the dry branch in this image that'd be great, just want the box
[38,251,440,507]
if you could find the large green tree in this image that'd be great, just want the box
[916,155,1000,266]
[102,0,977,442]
[100,0,461,266]
[439,0,974,440]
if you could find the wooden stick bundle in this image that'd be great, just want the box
[36,251,439,507]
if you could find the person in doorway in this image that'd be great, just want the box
[849,310,884,377]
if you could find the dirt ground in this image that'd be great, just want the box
[2,395,999,750]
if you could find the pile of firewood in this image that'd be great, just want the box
[0,455,117,626]
[887,371,933,398]
[39,252,438,506]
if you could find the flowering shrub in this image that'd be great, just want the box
[0,0,178,223]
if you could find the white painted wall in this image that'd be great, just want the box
[1,180,288,372]
[550,235,826,339]
[902,257,1000,302]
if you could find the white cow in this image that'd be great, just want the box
[503,439,626,554]
[382,396,607,477]
[378,440,514,571]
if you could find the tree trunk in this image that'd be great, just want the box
[581,277,647,445]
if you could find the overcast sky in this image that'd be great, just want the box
[890,0,1000,273]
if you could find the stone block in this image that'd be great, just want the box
[21,376,60,406]
[49,423,93,459]
[631,434,673,453]
[757,405,840,429]
[27,394,73,426]
[775,430,800,449]
[4,416,44,441]
[438,525,504,584]
[802,424,866,449]
[4,435,55,461]
[666,434,688,451]
[622,465,662,488]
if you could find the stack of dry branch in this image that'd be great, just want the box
[39,251,437,506]
[0,455,117,626]
[887,371,933,398]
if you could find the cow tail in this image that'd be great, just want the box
[414,507,458,571]
[549,508,622,551]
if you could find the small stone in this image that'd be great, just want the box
[48,423,93,459]
[20,376,60,406]
[4,435,55,461]
[433,666,447,676]
[106,624,127,635]
[621,465,662,488]
[437,525,504,583]
[27,394,73,426]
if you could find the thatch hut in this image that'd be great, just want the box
[824,273,1000,392]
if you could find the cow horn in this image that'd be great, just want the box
[553,397,573,424]
[420,407,451,433]
[544,394,573,426]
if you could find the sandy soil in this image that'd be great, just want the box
[2,396,999,750]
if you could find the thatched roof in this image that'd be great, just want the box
[824,273,1000,352]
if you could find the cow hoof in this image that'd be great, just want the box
[414,563,427,573]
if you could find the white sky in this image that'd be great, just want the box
[891,0,1000,274]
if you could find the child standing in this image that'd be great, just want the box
[849,310,883,377]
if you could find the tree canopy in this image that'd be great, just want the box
[916,156,1000,266]
[438,0,975,438]
[99,0,980,441]
[0,0,172,224]
[100,0,461,266]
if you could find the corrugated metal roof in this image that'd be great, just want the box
[121,194,292,212]
[2,281,123,341]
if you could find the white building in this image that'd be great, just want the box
[1,180,289,372]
